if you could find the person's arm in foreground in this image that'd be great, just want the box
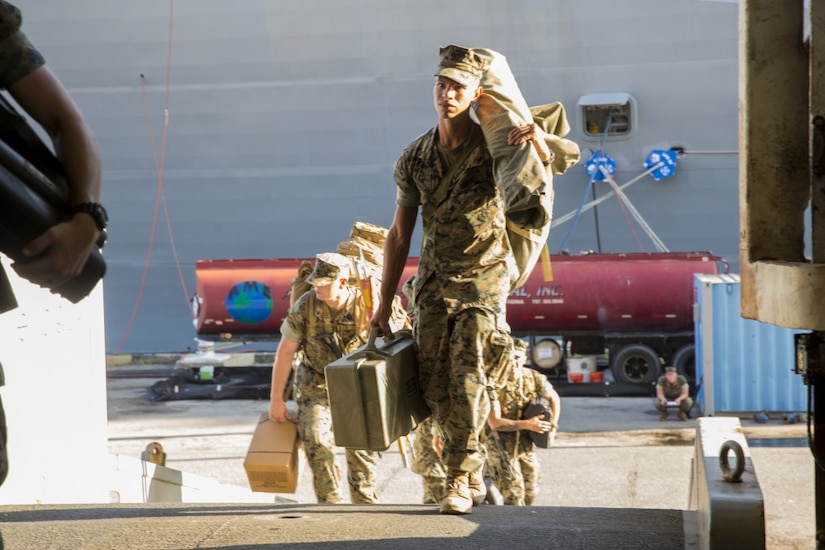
[8,65,102,289]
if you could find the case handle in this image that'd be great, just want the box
[366,326,395,351]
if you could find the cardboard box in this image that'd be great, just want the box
[243,413,303,493]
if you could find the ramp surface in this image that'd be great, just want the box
[0,503,686,550]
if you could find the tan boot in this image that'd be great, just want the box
[467,464,487,506]
[678,411,688,421]
[659,410,668,421]
[440,470,472,515]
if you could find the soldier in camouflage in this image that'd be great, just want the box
[269,253,405,503]
[486,338,561,505]
[0,1,103,487]
[402,275,448,504]
[654,365,693,421]
[372,44,549,515]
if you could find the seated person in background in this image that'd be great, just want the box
[486,338,561,506]
[654,365,693,421]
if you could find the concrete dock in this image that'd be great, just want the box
[0,369,814,549]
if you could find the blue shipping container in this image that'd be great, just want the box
[694,274,807,415]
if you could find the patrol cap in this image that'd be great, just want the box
[306,252,351,287]
[664,365,677,373]
[434,44,488,88]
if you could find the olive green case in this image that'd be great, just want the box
[326,329,430,451]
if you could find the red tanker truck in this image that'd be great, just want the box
[192,251,728,385]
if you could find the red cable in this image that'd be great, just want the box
[159,110,193,316]
[116,1,191,352]
[158,1,193,313]
[115,78,165,354]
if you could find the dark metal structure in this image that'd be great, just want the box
[739,1,825,546]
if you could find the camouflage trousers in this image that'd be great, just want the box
[294,364,378,504]
[414,285,511,473]
[411,416,446,503]
[485,429,540,506]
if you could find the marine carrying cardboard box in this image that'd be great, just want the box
[243,413,303,493]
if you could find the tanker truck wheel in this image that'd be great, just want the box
[611,344,660,385]
[672,344,695,382]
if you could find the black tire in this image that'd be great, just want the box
[672,344,696,382]
[611,344,661,385]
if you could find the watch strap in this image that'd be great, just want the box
[71,202,108,231]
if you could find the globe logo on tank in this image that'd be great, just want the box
[226,281,273,324]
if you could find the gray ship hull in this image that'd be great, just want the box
[16,0,739,352]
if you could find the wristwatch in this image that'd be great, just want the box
[72,202,108,248]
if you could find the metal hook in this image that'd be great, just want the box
[719,439,745,483]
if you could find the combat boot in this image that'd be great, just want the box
[440,470,472,515]
[468,464,487,505]
[678,411,688,421]
[423,475,446,504]
[659,410,668,421]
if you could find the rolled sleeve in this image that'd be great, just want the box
[393,153,421,208]
[0,3,45,89]
[279,318,302,343]
[279,296,308,343]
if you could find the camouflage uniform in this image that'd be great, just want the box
[402,274,447,503]
[396,121,513,474]
[281,280,378,504]
[411,415,447,503]
[0,1,47,487]
[486,367,552,505]
[653,372,693,414]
